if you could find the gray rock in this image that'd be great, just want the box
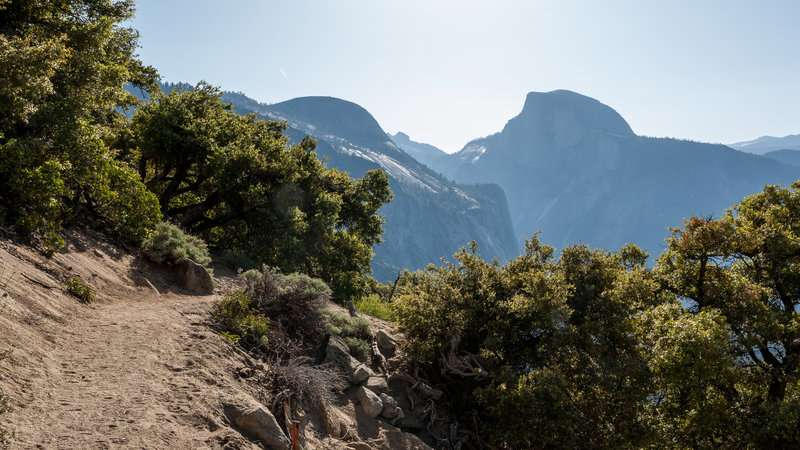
[356,386,383,418]
[364,376,389,394]
[379,393,399,419]
[177,259,214,294]
[390,407,405,426]
[223,397,291,449]
[375,329,397,354]
[352,363,374,384]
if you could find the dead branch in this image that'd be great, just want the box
[440,333,488,381]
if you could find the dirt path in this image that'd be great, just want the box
[0,233,261,449]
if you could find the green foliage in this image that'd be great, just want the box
[395,239,657,448]
[353,294,396,321]
[654,181,800,447]
[142,222,210,266]
[238,268,263,282]
[343,336,370,362]
[211,290,269,350]
[393,183,800,447]
[64,276,95,303]
[322,309,372,361]
[131,84,392,300]
[0,0,161,248]
[222,252,259,272]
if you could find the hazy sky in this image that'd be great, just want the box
[130,0,800,153]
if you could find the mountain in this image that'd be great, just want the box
[729,134,800,154]
[389,132,450,173]
[226,95,518,281]
[434,90,800,258]
[763,149,800,167]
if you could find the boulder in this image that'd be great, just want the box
[356,386,383,418]
[223,397,290,449]
[352,363,375,384]
[177,259,214,294]
[364,376,389,394]
[375,329,398,355]
[379,393,400,419]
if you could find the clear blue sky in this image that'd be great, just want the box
[130,0,800,153]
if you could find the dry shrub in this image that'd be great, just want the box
[245,268,331,347]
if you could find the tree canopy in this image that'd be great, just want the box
[394,182,800,448]
[0,0,161,247]
[131,83,392,299]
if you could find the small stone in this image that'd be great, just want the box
[356,386,383,418]
[364,376,388,394]
[92,249,104,258]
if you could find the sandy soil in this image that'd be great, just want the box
[0,230,261,449]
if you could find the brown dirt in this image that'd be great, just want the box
[0,230,432,449]
[0,230,262,449]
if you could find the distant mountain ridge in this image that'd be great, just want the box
[429,90,800,258]
[389,132,450,172]
[223,93,519,281]
[729,134,800,154]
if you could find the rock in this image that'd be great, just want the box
[364,376,389,394]
[375,329,397,354]
[324,335,369,384]
[356,386,383,418]
[177,259,214,294]
[390,407,405,426]
[92,249,104,258]
[223,397,291,449]
[317,399,350,439]
[380,427,432,450]
[379,393,399,419]
[352,363,374,384]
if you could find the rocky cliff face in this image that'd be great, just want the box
[253,96,519,280]
[436,90,800,258]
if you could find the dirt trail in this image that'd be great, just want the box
[0,232,261,449]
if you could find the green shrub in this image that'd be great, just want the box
[142,222,210,266]
[238,268,262,282]
[343,336,370,361]
[353,294,396,321]
[322,309,372,361]
[211,290,270,350]
[64,276,95,303]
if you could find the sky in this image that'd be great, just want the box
[130,0,800,153]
